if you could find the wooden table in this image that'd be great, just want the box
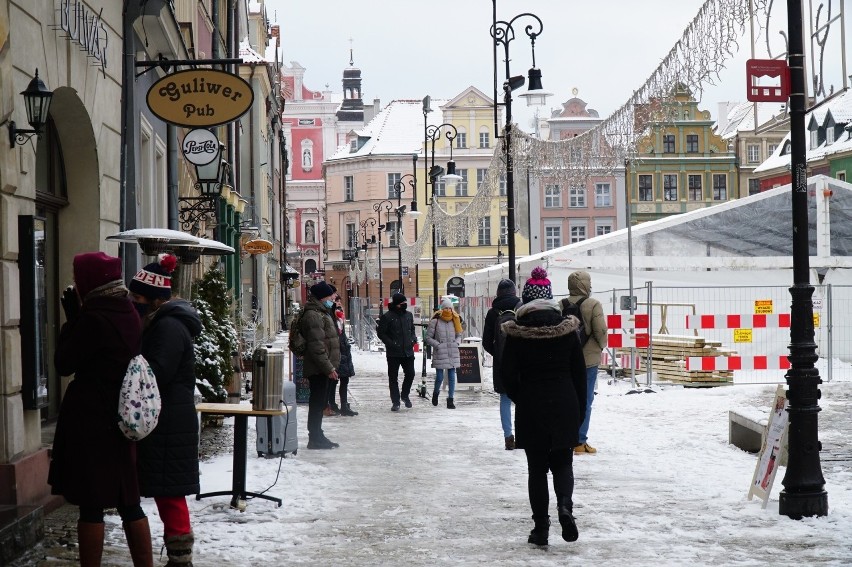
[195,403,286,510]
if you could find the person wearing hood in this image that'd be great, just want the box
[482,279,523,450]
[501,267,587,547]
[426,298,463,409]
[376,293,418,411]
[562,270,607,455]
[51,252,154,566]
[328,292,358,416]
[129,254,202,566]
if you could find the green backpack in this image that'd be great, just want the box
[288,311,307,357]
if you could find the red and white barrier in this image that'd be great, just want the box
[686,356,791,371]
[607,333,649,348]
[382,296,418,307]
[607,314,650,329]
[602,351,641,370]
[684,314,791,329]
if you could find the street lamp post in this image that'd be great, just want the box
[779,0,828,519]
[491,2,551,284]
[373,200,393,313]
[392,156,420,296]
[359,218,376,308]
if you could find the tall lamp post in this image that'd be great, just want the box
[491,2,551,284]
[779,0,828,519]
[373,200,393,313]
[423,96,462,311]
[359,218,376,308]
[392,157,420,296]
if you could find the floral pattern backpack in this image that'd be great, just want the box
[117,354,161,440]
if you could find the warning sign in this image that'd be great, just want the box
[814,313,820,327]
[734,329,753,343]
[754,300,773,314]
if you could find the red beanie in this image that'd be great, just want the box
[128,253,178,300]
[73,252,123,298]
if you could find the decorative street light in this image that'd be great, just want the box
[491,1,552,284]
[8,69,54,148]
[178,142,231,237]
[359,217,377,307]
[392,156,420,296]
[373,200,394,313]
[423,95,462,311]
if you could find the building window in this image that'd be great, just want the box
[387,172,401,198]
[346,222,357,248]
[499,216,508,245]
[748,178,761,195]
[570,147,583,162]
[476,168,487,192]
[477,217,491,245]
[810,129,819,148]
[479,130,490,148]
[499,174,506,196]
[663,134,675,153]
[433,178,446,197]
[435,226,447,246]
[344,176,354,201]
[663,174,678,201]
[569,186,586,208]
[768,143,778,155]
[638,174,653,201]
[688,174,702,201]
[747,144,760,163]
[386,221,399,247]
[596,223,612,236]
[827,127,836,144]
[837,171,846,182]
[456,131,467,148]
[456,169,468,196]
[545,225,561,250]
[594,183,612,207]
[713,174,727,200]
[570,224,586,243]
[544,184,562,208]
[686,134,699,153]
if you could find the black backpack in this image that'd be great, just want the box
[492,301,522,368]
[561,297,589,346]
[288,310,307,357]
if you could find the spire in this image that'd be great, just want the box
[349,37,354,67]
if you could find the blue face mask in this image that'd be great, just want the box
[323,300,334,309]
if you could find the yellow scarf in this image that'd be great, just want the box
[438,309,463,333]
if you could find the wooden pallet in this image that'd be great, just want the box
[618,333,735,385]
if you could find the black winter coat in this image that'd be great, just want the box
[482,294,523,393]
[501,302,587,451]
[376,307,418,358]
[137,299,202,497]
[50,294,142,508]
[337,320,355,379]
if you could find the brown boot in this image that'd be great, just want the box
[123,517,154,566]
[77,521,105,567]
[164,532,194,566]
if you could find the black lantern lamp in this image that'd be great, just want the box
[9,69,54,147]
[179,144,230,235]
[195,143,227,196]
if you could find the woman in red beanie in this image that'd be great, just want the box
[50,251,154,566]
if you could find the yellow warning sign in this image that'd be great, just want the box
[734,329,753,343]
[814,313,820,328]
[754,300,773,314]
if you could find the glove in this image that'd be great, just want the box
[61,286,81,321]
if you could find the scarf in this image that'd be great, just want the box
[84,279,129,301]
[335,309,345,335]
[438,309,463,334]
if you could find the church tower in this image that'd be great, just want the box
[337,43,364,122]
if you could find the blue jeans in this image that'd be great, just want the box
[434,368,456,398]
[500,393,513,438]
[577,366,598,444]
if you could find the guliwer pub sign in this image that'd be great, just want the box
[147,69,254,128]
[58,0,108,76]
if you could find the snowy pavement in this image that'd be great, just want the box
[18,349,852,566]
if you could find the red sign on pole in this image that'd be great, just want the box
[746,59,790,102]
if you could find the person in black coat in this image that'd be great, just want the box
[50,251,154,566]
[376,293,419,411]
[482,279,523,450]
[129,254,201,566]
[327,294,358,416]
[501,267,587,547]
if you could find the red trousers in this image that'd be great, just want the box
[154,496,191,538]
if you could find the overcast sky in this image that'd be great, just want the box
[266,0,848,129]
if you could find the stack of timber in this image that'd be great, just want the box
[618,334,735,386]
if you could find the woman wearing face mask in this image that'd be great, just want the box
[327,293,358,416]
[426,298,463,409]
[128,253,202,566]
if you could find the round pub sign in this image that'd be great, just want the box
[147,69,254,128]
[242,239,273,255]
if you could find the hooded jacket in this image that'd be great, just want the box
[482,293,523,393]
[301,296,342,377]
[137,298,202,497]
[501,299,588,450]
[564,270,608,368]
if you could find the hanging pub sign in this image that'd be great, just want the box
[147,69,254,128]
[182,129,220,166]
[243,239,274,255]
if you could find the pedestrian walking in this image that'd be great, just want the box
[128,253,201,566]
[501,267,587,546]
[328,293,358,416]
[50,251,154,566]
[426,298,463,409]
[482,279,523,450]
[298,281,342,448]
[376,293,418,411]
[562,270,607,455]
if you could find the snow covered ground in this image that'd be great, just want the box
[124,349,852,566]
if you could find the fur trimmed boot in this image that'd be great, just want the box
[164,532,194,566]
[447,397,455,409]
[77,521,105,567]
[527,517,550,546]
[123,517,154,566]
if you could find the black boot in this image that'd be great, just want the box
[527,517,550,546]
[340,403,358,416]
[557,497,578,542]
[431,391,439,406]
[307,436,336,449]
[447,397,455,409]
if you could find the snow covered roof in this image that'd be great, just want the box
[716,102,785,139]
[239,38,269,64]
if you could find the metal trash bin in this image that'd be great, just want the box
[252,345,285,411]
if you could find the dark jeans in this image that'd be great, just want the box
[387,356,415,404]
[524,448,575,521]
[307,373,329,439]
[327,376,350,406]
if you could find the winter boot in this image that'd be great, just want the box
[77,521,105,567]
[505,435,515,450]
[527,517,550,546]
[557,498,579,542]
[431,391,439,406]
[307,436,335,449]
[447,397,456,409]
[340,403,359,416]
[164,532,194,566]
[123,517,154,566]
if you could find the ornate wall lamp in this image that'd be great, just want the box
[178,143,230,236]
[8,69,54,148]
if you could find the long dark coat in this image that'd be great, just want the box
[501,302,587,451]
[482,294,523,393]
[376,308,417,358]
[301,297,341,378]
[50,294,142,508]
[136,299,202,497]
[337,321,355,379]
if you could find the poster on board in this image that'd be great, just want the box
[748,385,789,507]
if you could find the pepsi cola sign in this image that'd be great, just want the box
[182,129,220,166]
